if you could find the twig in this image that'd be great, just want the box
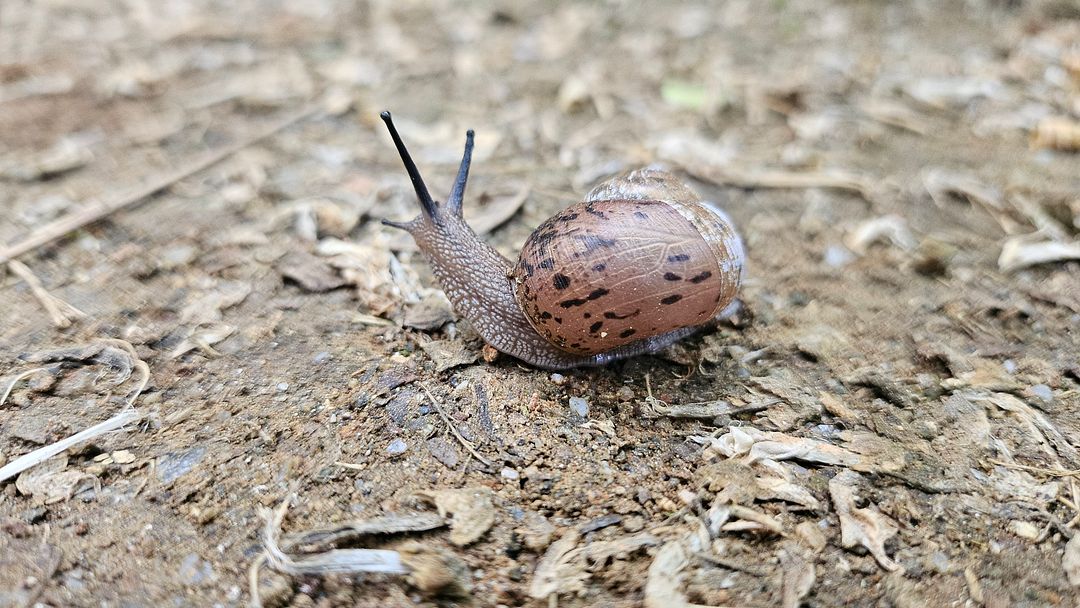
[333,461,365,471]
[989,459,1080,478]
[0,339,151,482]
[0,104,320,265]
[690,165,878,203]
[0,409,142,482]
[419,382,492,467]
[7,259,86,327]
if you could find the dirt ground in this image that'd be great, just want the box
[2,1,1080,606]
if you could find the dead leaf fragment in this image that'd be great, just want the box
[999,236,1080,272]
[781,546,817,608]
[829,470,901,572]
[418,340,479,372]
[1032,117,1080,151]
[278,252,347,292]
[15,456,96,504]
[845,215,916,254]
[529,528,585,599]
[416,488,495,546]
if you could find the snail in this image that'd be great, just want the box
[379,111,745,370]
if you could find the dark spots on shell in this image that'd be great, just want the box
[553,274,571,290]
[688,271,713,283]
[584,202,607,219]
[554,317,563,324]
[558,287,609,308]
[571,342,581,348]
[633,211,648,220]
[557,212,579,222]
[539,311,553,320]
[663,272,682,281]
[592,263,606,272]
[668,254,690,262]
[577,234,617,253]
[619,328,637,338]
[538,258,555,270]
[521,261,535,277]
[603,309,640,319]
[661,294,683,305]
[589,321,603,333]
[583,312,592,319]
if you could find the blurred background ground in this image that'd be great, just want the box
[1,0,1079,606]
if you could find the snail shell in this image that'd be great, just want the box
[512,168,744,356]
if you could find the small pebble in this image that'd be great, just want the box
[621,515,645,533]
[501,467,520,480]
[824,245,855,268]
[616,386,634,401]
[568,396,589,418]
[550,373,566,385]
[312,351,332,364]
[386,439,408,456]
[1028,384,1053,404]
[276,382,290,392]
[1003,359,1017,374]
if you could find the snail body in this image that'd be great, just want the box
[379,112,745,370]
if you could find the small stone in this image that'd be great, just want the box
[550,373,566,386]
[276,382,290,392]
[178,553,215,585]
[616,386,634,401]
[157,447,207,484]
[823,245,855,268]
[579,514,622,534]
[111,450,136,464]
[386,439,408,456]
[312,351,332,364]
[500,467,520,480]
[1028,384,1053,404]
[568,396,589,418]
[621,515,645,532]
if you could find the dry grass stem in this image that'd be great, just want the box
[419,382,492,467]
[7,259,87,327]
[0,104,320,265]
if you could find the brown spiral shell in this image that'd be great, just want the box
[510,168,745,356]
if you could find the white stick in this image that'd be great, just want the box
[0,409,141,482]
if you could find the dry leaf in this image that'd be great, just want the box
[999,236,1080,272]
[697,426,861,467]
[643,535,725,608]
[529,528,585,599]
[169,323,235,359]
[845,215,916,254]
[416,487,495,546]
[829,470,901,572]
[780,545,816,608]
[15,456,96,504]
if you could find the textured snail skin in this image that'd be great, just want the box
[379,112,745,370]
